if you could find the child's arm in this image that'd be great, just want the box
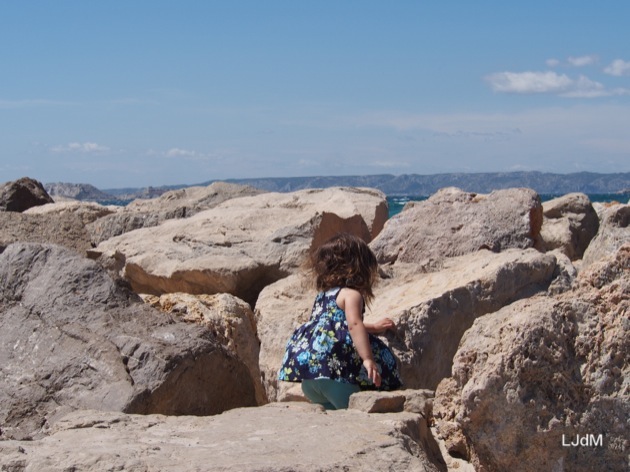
[339,288,382,387]
[364,318,396,335]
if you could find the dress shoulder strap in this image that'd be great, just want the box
[326,287,342,298]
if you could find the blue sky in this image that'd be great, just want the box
[1,1,629,189]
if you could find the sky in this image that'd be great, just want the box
[1,1,630,189]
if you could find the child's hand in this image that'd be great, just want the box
[363,359,382,387]
[367,318,396,335]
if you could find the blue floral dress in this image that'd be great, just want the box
[278,287,402,390]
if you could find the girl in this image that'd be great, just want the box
[278,232,402,410]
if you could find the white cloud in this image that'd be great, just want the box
[604,59,630,77]
[165,147,197,157]
[545,55,597,69]
[344,104,630,173]
[369,159,410,168]
[567,55,598,67]
[486,70,629,98]
[50,142,110,153]
[560,75,607,98]
[163,147,228,162]
[485,71,573,94]
[349,105,630,141]
[580,137,630,154]
[0,98,73,109]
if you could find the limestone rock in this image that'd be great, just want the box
[371,187,542,265]
[349,391,407,413]
[87,181,264,244]
[256,273,315,401]
[0,211,93,255]
[402,389,436,417]
[91,187,387,306]
[24,200,118,226]
[141,292,267,405]
[370,248,556,391]
[0,177,54,212]
[349,389,434,417]
[547,249,578,295]
[0,405,445,471]
[582,201,630,268]
[433,244,629,472]
[44,181,117,202]
[536,192,599,260]
[257,248,557,401]
[0,243,257,440]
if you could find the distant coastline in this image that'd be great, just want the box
[45,171,630,208]
[212,171,630,197]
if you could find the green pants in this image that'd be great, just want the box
[301,379,360,410]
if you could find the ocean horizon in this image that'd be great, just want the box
[387,193,629,218]
[96,193,628,219]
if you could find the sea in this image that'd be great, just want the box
[386,194,629,218]
[102,193,628,219]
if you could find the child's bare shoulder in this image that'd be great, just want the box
[336,287,363,310]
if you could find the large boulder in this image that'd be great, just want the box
[0,243,258,440]
[536,192,600,260]
[433,244,629,472]
[141,292,267,405]
[371,249,557,390]
[256,248,557,401]
[0,177,54,212]
[87,181,265,244]
[0,211,93,255]
[24,200,118,226]
[582,201,630,268]
[371,187,542,265]
[255,273,315,401]
[91,187,388,306]
[0,404,445,471]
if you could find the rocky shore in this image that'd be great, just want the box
[1,176,628,471]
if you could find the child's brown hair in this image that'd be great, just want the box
[310,232,378,304]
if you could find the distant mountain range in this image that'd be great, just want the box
[46,171,630,203]
[210,171,630,196]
